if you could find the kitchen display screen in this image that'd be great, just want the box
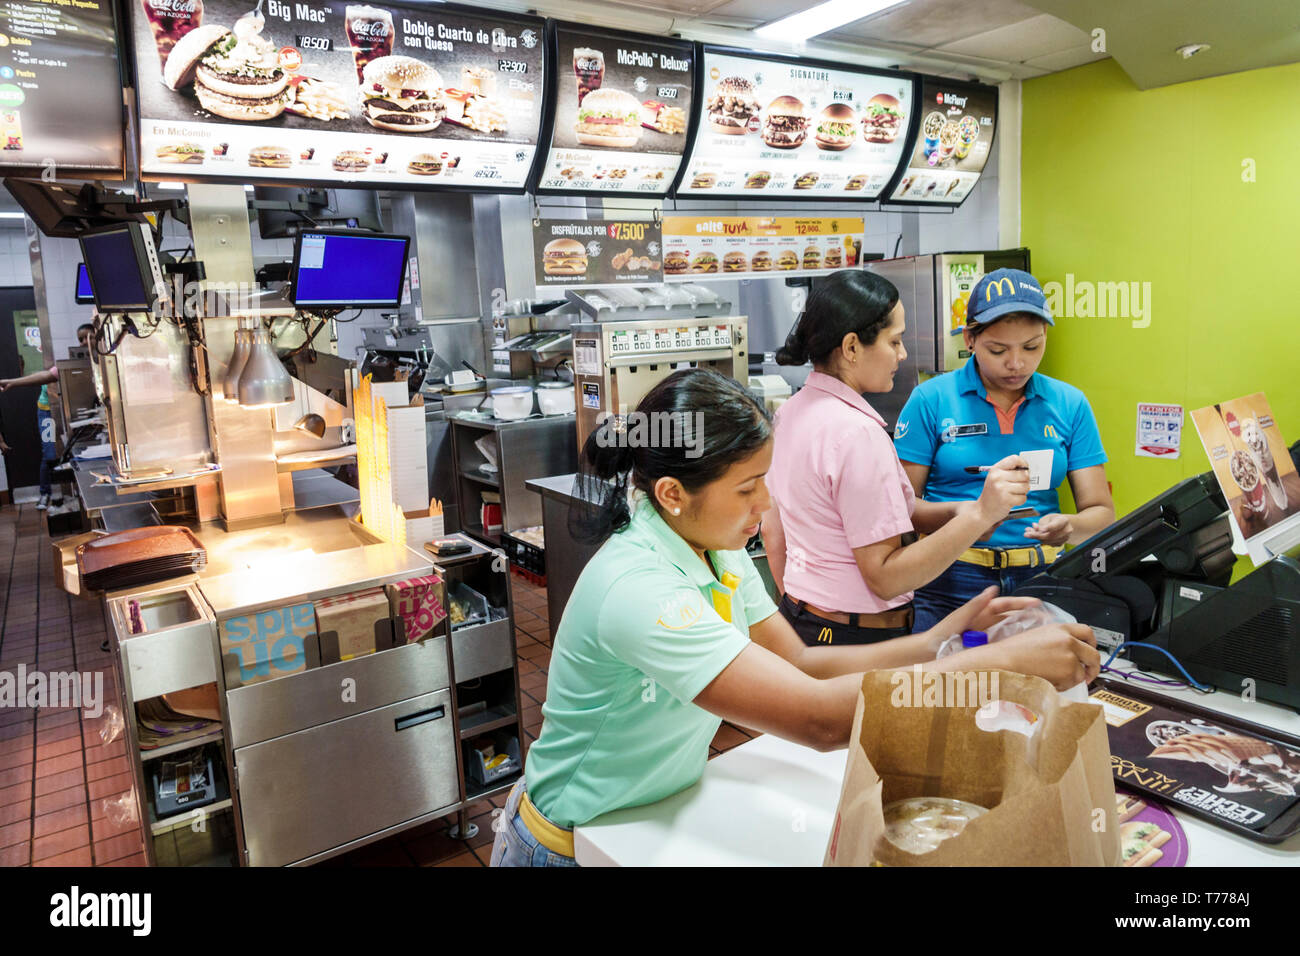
[133,0,546,189]
[885,77,997,206]
[675,47,913,201]
[75,263,94,304]
[534,23,693,196]
[292,231,409,307]
[0,0,125,176]
[80,228,152,312]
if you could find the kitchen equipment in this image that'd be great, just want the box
[537,381,576,416]
[490,386,535,421]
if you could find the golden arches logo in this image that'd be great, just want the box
[818,627,833,644]
[1044,424,1058,439]
[984,277,1015,302]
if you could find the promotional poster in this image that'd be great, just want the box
[662,215,864,280]
[886,77,996,205]
[533,217,662,288]
[677,48,912,200]
[133,0,545,188]
[535,24,692,196]
[0,0,124,175]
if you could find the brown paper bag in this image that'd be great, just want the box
[825,669,1119,866]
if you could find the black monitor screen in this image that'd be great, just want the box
[291,232,409,309]
[75,263,94,304]
[80,227,153,311]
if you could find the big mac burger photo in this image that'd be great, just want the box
[814,103,856,151]
[706,77,761,134]
[762,96,809,149]
[164,24,291,121]
[362,56,447,132]
[862,93,904,143]
[574,88,642,148]
[543,238,588,277]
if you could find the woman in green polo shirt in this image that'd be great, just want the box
[490,368,1100,867]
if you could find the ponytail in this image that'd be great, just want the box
[569,425,635,544]
[774,314,809,366]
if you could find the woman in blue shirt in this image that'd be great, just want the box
[894,269,1116,634]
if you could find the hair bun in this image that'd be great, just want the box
[774,317,808,366]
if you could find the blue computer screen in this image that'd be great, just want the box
[75,263,93,301]
[292,233,408,307]
[81,228,150,310]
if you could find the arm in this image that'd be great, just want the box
[760,502,787,596]
[0,368,57,391]
[1023,465,1116,547]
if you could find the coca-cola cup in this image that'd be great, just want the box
[573,48,604,104]
[140,0,204,69]
[345,5,394,84]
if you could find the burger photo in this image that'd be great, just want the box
[664,250,690,275]
[844,175,868,191]
[690,252,719,274]
[862,93,904,143]
[824,245,843,268]
[723,251,748,273]
[543,238,588,277]
[762,96,809,149]
[248,145,291,169]
[333,150,370,173]
[155,143,205,164]
[803,246,822,269]
[815,103,856,151]
[794,171,819,190]
[751,250,773,272]
[744,170,771,189]
[776,249,798,271]
[407,153,443,176]
[575,88,642,149]
[164,24,291,121]
[690,171,717,189]
[362,56,446,132]
[706,77,760,135]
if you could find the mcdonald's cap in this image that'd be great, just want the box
[968,268,1054,327]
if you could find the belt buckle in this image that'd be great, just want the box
[991,549,1005,570]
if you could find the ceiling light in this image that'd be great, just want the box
[755,0,906,42]
[1176,43,1210,58]
[0,212,25,219]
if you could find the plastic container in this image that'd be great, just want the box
[882,797,987,855]
[490,385,534,420]
[935,603,1091,702]
[536,381,575,416]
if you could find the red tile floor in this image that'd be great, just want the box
[0,500,761,868]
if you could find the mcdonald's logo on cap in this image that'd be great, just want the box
[984,277,1016,302]
[818,627,833,643]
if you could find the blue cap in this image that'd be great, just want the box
[961,630,988,648]
[967,268,1054,327]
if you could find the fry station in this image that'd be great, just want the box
[0,0,1297,885]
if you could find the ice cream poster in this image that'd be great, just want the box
[1191,393,1300,559]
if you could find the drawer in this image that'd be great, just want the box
[227,637,449,749]
[451,618,514,683]
[108,584,217,702]
[234,688,458,867]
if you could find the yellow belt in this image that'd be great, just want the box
[519,788,575,858]
[957,544,1062,569]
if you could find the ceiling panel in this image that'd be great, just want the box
[597,0,737,17]
[1021,46,1108,74]
[827,0,1043,48]
[932,13,1088,61]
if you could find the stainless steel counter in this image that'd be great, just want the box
[524,473,601,636]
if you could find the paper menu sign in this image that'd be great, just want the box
[1136,402,1183,458]
[533,217,662,288]
[677,47,913,201]
[1191,393,1300,560]
[535,23,694,196]
[661,215,864,281]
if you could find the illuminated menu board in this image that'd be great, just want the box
[885,77,996,206]
[674,46,914,201]
[133,0,545,190]
[0,0,125,177]
[534,23,693,197]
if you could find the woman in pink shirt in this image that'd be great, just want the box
[764,271,1030,645]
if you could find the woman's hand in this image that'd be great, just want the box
[1023,513,1073,547]
[987,622,1100,691]
[976,455,1030,524]
[922,586,1044,649]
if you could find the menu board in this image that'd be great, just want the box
[885,77,996,205]
[534,23,693,196]
[533,217,662,288]
[0,0,125,176]
[662,215,864,281]
[675,47,913,201]
[133,0,545,189]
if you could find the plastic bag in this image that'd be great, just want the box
[97,704,124,746]
[936,603,1089,702]
[100,789,139,827]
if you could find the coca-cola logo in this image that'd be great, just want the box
[576,56,601,71]
[350,19,390,37]
[149,0,199,12]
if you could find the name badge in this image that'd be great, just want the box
[952,423,988,437]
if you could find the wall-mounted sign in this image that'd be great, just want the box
[885,76,996,206]
[661,215,864,280]
[1136,402,1183,459]
[134,0,545,189]
[533,217,662,288]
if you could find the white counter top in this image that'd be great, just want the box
[575,671,1300,867]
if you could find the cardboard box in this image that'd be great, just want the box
[386,574,447,646]
[219,603,319,689]
[315,587,393,664]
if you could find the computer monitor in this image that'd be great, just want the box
[75,263,94,304]
[78,222,167,313]
[255,187,384,239]
[5,179,145,238]
[290,230,409,310]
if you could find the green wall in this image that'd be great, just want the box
[1022,58,1300,573]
